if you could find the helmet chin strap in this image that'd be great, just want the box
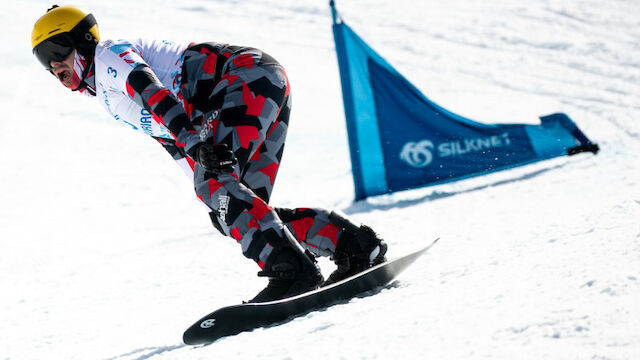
[71,52,96,96]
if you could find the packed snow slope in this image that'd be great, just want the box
[1,0,639,359]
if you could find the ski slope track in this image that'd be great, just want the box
[1,1,638,359]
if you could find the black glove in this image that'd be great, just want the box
[194,142,237,175]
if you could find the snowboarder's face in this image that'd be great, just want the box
[50,50,75,89]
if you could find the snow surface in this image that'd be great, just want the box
[1,0,639,359]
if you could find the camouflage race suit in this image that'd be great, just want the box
[159,43,341,269]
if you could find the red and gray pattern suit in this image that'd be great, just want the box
[141,43,343,268]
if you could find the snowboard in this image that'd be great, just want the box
[183,239,438,345]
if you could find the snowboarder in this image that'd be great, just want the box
[31,5,387,303]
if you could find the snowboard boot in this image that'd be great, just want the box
[324,211,388,286]
[249,247,324,303]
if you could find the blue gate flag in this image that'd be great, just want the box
[330,1,598,200]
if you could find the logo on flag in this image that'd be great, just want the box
[400,140,434,168]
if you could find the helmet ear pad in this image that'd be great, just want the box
[67,16,99,59]
[73,30,98,58]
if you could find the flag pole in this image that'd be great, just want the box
[330,0,340,25]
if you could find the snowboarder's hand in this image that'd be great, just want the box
[195,142,237,175]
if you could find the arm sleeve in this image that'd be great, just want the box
[127,65,202,158]
[152,136,196,180]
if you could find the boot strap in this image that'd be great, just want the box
[257,269,320,280]
[333,251,369,273]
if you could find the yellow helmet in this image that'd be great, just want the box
[31,5,99,71]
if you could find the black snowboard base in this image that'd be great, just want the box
[183,239,438,345]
